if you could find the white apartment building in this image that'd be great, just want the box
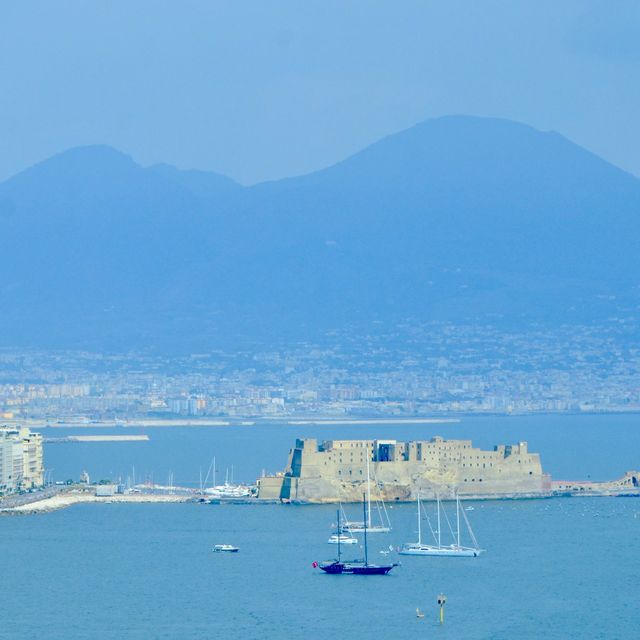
[0,426,44,494]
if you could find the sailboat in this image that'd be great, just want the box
[317,495,398,575]
[328,506,358,544]
[400,492,483,557]
[344,455,391,534]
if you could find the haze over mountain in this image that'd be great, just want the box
[1,115,638,351]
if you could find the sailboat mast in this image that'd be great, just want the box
[456,493,461,548]
[366,449,372,528]
[437,494,441,548]
[363,493,368,566]
[337,508,342,562]
[417,491,422,544]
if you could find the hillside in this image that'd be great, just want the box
[1,117,638,350]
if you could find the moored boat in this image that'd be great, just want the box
[328,533,358,545]
[343,454,391,534]
[400,493,483,557]
[317,496,397,575]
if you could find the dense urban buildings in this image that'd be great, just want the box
[0,321,638,421]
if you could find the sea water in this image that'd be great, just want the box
[2,497,638,639]
[2,414,640,639]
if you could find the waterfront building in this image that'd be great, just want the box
[0,426,44,494]
[20,427,44,489]
[0,430,24,495]
[258,436,551,502]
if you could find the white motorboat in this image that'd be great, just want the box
[400,493,483,557]
[205,483,251,498]
[328,533,358,545]
[213,544,239,553]
[202,459,252,498]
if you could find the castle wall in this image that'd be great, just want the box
[259,436,549,502]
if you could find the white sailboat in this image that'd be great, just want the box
[344,454,391,533]
[328,504,359,544]
[400,492,483,557]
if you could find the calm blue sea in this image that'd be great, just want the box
[2,414,640,639]
[3,498,639,639]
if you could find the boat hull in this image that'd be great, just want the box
[319,561,346,574]
[345,526,391,534]
[319,561,396,575]
[399,545,481,557]
[348,564,395,575]
[213,546,239,553]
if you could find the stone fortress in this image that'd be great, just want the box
[257,436,553,502]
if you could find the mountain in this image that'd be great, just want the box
[0,117,639,351]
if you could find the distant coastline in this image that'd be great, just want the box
[285,418,460,425]
[8,411,640,430]
[8,417,462,429]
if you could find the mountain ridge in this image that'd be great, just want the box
[1,115,638,351]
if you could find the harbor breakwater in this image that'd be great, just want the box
[0,491,194,515]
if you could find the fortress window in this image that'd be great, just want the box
[529,471,533,475]
[479,478,483,482]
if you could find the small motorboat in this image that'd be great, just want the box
[213,544,239,553]
[327,533,358,545]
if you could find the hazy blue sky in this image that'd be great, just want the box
[1,1,638,184]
